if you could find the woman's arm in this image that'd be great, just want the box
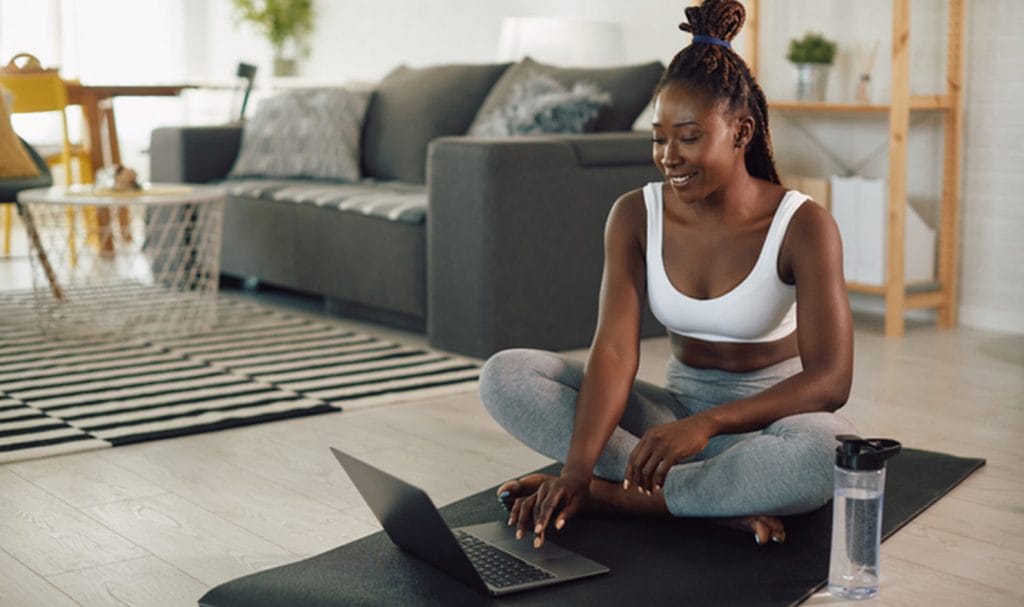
[627,201,854,492]
[563,191,649,478]
[512,190,647,544]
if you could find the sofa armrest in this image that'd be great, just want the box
[426,132,663,359]
[149,125,242,183]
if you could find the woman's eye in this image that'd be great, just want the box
[680,136,700,144]
[652,138,666,144]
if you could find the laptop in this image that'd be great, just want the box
[331,448,609,596]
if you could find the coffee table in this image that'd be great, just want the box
[16,184,225,340]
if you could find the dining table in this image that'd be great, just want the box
[64,82,195,171]
[63,82,195,252]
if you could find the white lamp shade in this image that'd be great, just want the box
[497,17,626,67]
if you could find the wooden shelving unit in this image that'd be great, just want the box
[744,0,967,337]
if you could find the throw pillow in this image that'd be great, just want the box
[0,87,40,178]
[229,88,370,182]
[360,62,511,184]
[468,57,665,134]
[469,72,610,136]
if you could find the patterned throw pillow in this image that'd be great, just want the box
[229,88,370,182]
[469,72,610,137]
[0,88,40,178]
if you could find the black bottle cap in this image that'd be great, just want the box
[835,435,902,471]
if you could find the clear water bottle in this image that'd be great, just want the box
[828,435,902,600]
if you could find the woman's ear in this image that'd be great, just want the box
[734,114,755,149]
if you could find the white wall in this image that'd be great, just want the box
[193,0,688,82]
[136,1,1024,335]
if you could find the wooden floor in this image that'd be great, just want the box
[1,246,1022,606]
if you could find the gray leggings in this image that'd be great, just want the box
[479,349,856,517]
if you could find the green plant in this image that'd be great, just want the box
[786,32,837,64]
[232,0,314,58]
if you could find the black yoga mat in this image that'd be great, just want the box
[198,448,984,607]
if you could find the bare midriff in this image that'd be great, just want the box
[671,331,799,372]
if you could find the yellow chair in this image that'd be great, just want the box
[0,53,93,260]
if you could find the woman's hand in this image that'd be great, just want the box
[625,416,716,494]
[505,472,590,548]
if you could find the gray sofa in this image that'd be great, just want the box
[150,60,665,359]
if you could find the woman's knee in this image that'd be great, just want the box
[481,349,540,399]
[479,349,569,419]
[764,412,856,512]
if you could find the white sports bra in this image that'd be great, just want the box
[643,182,808,343]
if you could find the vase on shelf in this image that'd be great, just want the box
[794,63,830,102]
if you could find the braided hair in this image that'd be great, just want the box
[655,0,780,184]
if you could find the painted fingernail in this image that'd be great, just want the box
[623,479,630,490]
[754,533,762,546]
[555,519,565,530]
[654,484,662,492]
[534,524,542,534]
[507,516,513,526]
[499,491,510,499]
[516,529,523,540]
[772,535,782,544]
[533,537,542,548]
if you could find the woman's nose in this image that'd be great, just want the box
[661,144,681,166]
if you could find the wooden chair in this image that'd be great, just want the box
[0,53,93,262]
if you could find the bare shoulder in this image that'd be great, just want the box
[604,187,647,240]
[788,198,841,250]
[780,197,844,283]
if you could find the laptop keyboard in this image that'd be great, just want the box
[455,530,556,588]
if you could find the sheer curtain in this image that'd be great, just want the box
[0,0,188,179]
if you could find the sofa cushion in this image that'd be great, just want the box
[0,92,40,178]
[226,178,427,224]
[469,57,665,133]
[469,72,610,136]
[360,62,511,184]
[229,88,370,182]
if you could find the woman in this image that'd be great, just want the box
[479,0,856,549]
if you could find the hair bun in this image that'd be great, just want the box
[679,0,746,43]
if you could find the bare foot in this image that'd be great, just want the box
[715,515,786,546]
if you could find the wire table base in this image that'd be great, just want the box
[17,185,225,341]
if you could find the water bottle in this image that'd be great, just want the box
[828,435,902,600]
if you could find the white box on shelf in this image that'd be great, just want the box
[828,176,936,287]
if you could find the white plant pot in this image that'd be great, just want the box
[273,57,297,77]
[794,63,831,102]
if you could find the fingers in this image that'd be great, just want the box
[627,440,662,494]
[532,484,565,548]
[510,494,536,541]
[496,479,519,498]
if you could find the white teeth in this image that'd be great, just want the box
[670,173,695,186]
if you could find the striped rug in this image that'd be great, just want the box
[0,290,480,464]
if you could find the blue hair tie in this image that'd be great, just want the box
[692,34,732,49]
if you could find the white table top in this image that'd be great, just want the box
[17,184,225,207]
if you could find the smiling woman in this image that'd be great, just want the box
[479,0,857,551]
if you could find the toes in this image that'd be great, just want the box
[750,519,771,546]
[747,516,786,546]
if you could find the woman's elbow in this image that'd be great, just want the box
[821,371,852,412]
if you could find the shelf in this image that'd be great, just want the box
[769,95,953,113]
[748,0,966,337]
[847,281,942,297]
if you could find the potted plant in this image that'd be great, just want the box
[232,0,315,77]
[786,32,837,102]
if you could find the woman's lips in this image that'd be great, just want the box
[668,172,697,187]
